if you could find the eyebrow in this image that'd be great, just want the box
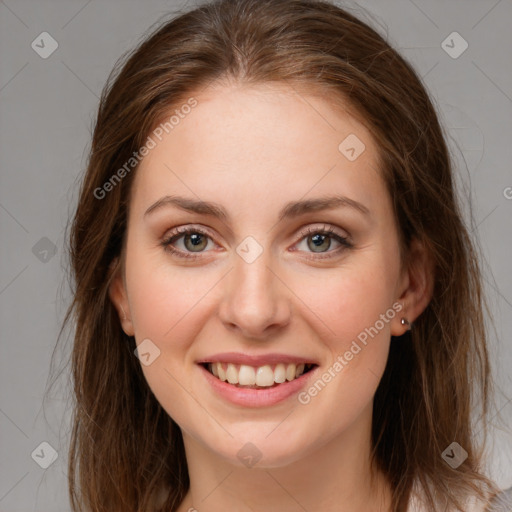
[144,194,370,223]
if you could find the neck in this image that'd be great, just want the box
[175,403,393,512]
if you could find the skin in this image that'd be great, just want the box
[109,82,433,512]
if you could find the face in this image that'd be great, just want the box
[110,82,415,468]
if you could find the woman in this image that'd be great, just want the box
[59,0,506,510]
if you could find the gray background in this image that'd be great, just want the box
[0,0,511,510]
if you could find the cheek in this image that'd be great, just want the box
[291,268,395,426]
[127,261,213,345]
[124,253,214,422]
[300,262,398,340]
[290,248,400,393]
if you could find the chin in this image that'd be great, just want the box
[206,428,314,469]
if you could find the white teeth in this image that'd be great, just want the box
[274,363,286,383]
[207,362,312,387]
[238,365,256,385]
[256,365,274,387]
[226,363,239,384]
[286,364,296,381]
[217,363,227,382]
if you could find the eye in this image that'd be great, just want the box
[161,226,215,260]
[293,224,353,259]
[161,224,353,260]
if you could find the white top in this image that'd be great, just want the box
[406,497,487,511]
[406,482,490,512]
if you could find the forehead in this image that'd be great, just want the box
[130,82,386,220]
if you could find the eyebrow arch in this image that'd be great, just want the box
[144,194,371,222]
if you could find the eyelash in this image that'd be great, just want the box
[160,224,353,261]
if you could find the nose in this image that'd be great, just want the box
[217,250,291,340]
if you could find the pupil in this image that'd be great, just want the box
[186,233,206,251]
[309,234,329,252]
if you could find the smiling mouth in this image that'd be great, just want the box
[200,362,318,388]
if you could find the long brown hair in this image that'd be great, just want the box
[50,0,502,510]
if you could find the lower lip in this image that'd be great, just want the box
[198,364,318,408]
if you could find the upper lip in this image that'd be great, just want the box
[196,352,318,367]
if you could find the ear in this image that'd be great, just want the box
[108,257,135,336]
[391,237,434,336]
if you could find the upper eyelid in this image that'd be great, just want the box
[164,223,349,242]
[163,224,351,252]
[298,224,348,238]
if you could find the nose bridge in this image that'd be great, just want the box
[218,243,290,337]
